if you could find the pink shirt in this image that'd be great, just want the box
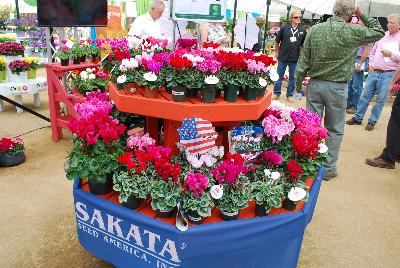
[369,31,400,71]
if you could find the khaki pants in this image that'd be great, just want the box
[306,79,348,175]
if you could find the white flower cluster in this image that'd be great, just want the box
[183,54,205,66]
[117,74,127,84]
[222,47,244,53]
[269,67,279,82]
[288,187,307,202]
[143,72,157,82]
[127,36,143,49]
[269,100,294,120]
[119,58,139,72]
[204,75,219,85]
[264,169,281,182]
[80,68,96,80]
[259,77,268,87]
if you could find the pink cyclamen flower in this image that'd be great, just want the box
[185,173,209,198]
[263,150,283,166]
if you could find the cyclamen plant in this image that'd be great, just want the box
[182,173,213,217]
[0,137,24,156]
[9,60,30,74]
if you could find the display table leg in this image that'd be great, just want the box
[146,117,159,142]
[15,95,23,113]
[164,120,181,155]
[33,93,41,107]
[0,99,5,111]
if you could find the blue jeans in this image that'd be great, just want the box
[347,58,368,109]
[273,60,297,97]
[355,71,395,125]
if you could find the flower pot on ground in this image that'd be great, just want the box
[201,86,216,103]
[244,87,258,101]
[0,137,25,167]
[88,173,114,195]
[0,152,25,167]
[224,85,239,102]
[182,173,213,225]
[186,87,198,98]
[220,210,239,221]
[172,86,186,102]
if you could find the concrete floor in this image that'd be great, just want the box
[0,70,399,267]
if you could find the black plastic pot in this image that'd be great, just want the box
[255,204,269,217]
[166,86,172,94]
[187,87,199,98]
[283,198,296,211]
[91,54,101,63]
[244,87,258,101]
[188,210,203,225]
[122,195,141,210]
[117,83,125,90]
[215,88,222,98]
[88,173,113,195]
[61,58,69,66]
[80,56,86,63]
[156,208,175,218]
[220,210,239,221]
[0,153,25,167]
[201,86,216,103]
[258,87,267,97]
[73,57,80,64]
[172,86,186,102]
[224,85,239,102]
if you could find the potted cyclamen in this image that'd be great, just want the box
[211,153,250,221]
[250,169,284,216]
[0,137,25,167]
[114,134,157,209]
[282,160,306,211]
[24,57,39,79]
[56,45,70,66]
[258,77,268,97]
[202,75,220,103]
[0,57,6,82]
[182,173,213,224]
[64,92,125,195]
[150,157,182,218]
[166,55,193,102]
[116,74,127,90]
[90,39,104,63]
[9,60,30,82]
[70,44,84,64]
[283,186,308,211]
[140,72,163,98]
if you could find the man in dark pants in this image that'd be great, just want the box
[366,66,400,169]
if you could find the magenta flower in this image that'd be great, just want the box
[196,58,221,74]
[211,160,247,185]
[185,173,209,198]
[263,150,283,166]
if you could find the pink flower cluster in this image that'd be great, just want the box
[0,137,23,152]
[185,173,209,198]
[196,58,221,74]
[68,92,125,144]
[127,134,156,150]
[290,108,328,140]
[262,115,295,143]
[245,59,268,74]
[263,150,283,166]
[105,38,129,51]
[0,42,25,56]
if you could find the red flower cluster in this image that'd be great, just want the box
[225,152,245,165]
[292,133,320,159]
[113,49,131,62]
[154,158,181,183]
[0,138,19,152]
[170,55,192,69]
[0,42,25,56]
[252,54,277,67]
[9,60,30,74]
[214,51,247,71]
[286,160,303,183]
[117,149,152,174]
[203,41,220,49]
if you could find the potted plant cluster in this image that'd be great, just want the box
[70,68,109,95]
[0,42,25,62]
[56,40,71,66]
[65,92,125,195]
[9,59,30,82]
[0,137,25,167]
[24,57,39,79]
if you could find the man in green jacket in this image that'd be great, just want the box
[295,0,384,181]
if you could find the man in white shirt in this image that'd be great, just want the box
[128,0,165,38]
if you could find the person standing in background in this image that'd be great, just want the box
[127,0,165,38]
[295,0,384,181]
[273,9,306,103]
[346,14,400,131]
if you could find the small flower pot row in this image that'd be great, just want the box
[60,56,100,67]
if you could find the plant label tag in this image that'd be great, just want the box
[210,185,223,199]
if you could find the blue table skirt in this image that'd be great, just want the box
[73,168,323,268]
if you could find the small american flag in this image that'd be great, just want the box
[178,117,218,155]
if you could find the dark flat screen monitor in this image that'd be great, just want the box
[37,0,108,27]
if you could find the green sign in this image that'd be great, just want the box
[173,0,226,22]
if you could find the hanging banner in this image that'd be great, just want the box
[173,0,226,22]
[96,5,127,39]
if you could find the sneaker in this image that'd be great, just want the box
[365,123,375,131]
[287,96,294,103]
[323,171,338,181]
[365,157,395,169]
[346,107,357,114]
[346,118,362,125]
[272,95,280,100]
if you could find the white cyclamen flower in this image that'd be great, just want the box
[318,143,328,154]
[204,75,219,85]
[288,187,307,202]
[264,169,271,177]
[80,71,88,79]
[270,171,281,181]
[127,36,142,49]
[259,77,268,87]
[143,72,157,82]
[117,75,127,84]
[86,68,93,74]
[128,58,139,68]
[269,68,279,82]
[88,73,96,80]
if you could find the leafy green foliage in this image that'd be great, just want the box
[113,171,152,202]
[217,174,251,213]
[182,191,213,217]
[150,179,182,212]
[250,181,284,212]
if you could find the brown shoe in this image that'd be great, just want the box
[346,118,362,125]
[346,108,357,114]
[287,96,294,103]
[365,157,395,169]
[365,123,375,131]
[323,171,338,181]
[272,95,280,100]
